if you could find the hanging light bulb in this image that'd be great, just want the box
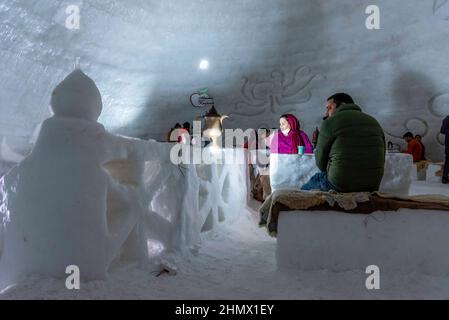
[199,60,209,70]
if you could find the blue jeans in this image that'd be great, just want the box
[302,172,341,192]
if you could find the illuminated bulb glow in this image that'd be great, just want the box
[199,60,209,70]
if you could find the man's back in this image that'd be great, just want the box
[315,104,386,192]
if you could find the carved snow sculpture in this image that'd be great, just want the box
[0,70,141,287]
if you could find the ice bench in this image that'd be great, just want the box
[277,209,449,276]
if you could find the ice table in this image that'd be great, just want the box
[270,153,414,197]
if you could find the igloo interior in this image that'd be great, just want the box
[1,0,449,302]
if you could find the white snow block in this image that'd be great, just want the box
[195,148,249,233]
[270,154,319,192]
[277,210,449,276]
[379,154,414,196]
[427,164,444,183]
[270,153,413,196]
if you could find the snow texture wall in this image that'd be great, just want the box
[0,0,449,175]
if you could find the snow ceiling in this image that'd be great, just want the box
[1,0,449,161]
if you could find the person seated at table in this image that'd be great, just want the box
[271,114,313,154]
[177,122,191,144]
[415,134,426,161]
[402,132,424,163]
[184,122,191,134]
[167,123,182,142]
[248,128,272,202]
[302,93,386,192]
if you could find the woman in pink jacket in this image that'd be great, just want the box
[270,114,313,154]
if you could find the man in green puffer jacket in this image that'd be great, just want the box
[302,93,386,193]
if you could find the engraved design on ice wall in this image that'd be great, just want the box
[384,91,449,150]
[428,93,449,118]
[428,93,449,146]
[230,66,325,118]
[434,0,449,20]
[195,152,247,233]
[137,149,247,256]
[385,118,429,140]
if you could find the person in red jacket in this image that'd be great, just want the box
[415,135,426,161]
[402,132,424,163]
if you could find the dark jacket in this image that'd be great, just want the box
[441,116,449,147]
[315,104,386,192]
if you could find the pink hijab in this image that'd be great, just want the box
[271,115,300,154]
[271,114,314,154]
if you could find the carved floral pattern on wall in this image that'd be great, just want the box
[385,118,429,140]
[434,0,449,20]
[385,93,449,148]
[230,66,325,119]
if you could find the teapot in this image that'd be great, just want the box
[199,106,229,148]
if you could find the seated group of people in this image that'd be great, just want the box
[167,122,191,144]
[402,132,426,163]
[169,92,449,197]
[251,93,387,199]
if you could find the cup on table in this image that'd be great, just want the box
[298,146,305,155]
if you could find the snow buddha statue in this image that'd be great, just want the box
[0,69,141,288]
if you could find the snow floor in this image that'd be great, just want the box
[1,182,449,300]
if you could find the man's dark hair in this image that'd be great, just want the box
[183,122,191,130]
[403,132,414,139]
[174,123,182,129]
[327,93,355,108]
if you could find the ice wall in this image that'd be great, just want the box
[0,0,448,164]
